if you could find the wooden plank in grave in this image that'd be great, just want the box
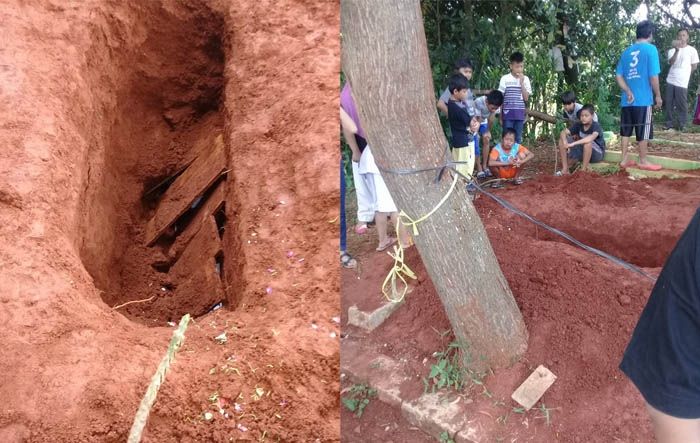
[145,135,227,246]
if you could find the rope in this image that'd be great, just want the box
[381,172,461,303]
[127,314,191,443]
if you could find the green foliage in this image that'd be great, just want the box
[424,340,482,392]
[341,384,377,418]
[439,431,456,443]
[421,0,658,142]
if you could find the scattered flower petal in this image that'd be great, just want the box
[204,412,213,421]
[214,332,227,344]
[266,287,273,295]
[237,423,248,432]
[286,250,295,258]
[331,316,340,324]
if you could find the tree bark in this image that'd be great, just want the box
[527,109,557,124]
[341,0,528,370]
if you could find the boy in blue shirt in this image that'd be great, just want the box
[498,52,532,143]
[446,74,479,180]
[437,59,476,116]
[615,20,663,171]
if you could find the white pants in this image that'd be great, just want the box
[351,161,374,223]
[359,146,398,213]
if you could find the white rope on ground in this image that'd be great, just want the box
[127,314,191,443]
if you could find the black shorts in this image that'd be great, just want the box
[620,106,653,141]
[619,208,700,419]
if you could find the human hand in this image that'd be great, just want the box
[352,151,360,162]
[484,131,491,140]
[655,95,663,110]
[625,90,635,105]
[469,118,480,133]
[672,39,681,49]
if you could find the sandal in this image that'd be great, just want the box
[376,237,397,252]
[490,181,505,189]
[340,252,357,269]
[354,224,368,235]
[619,159,638,168]
[513,177,524,185]
[637,162,662,171]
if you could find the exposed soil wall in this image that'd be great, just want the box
[0,0,339,441]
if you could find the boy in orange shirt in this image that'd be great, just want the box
[488,128,534,187]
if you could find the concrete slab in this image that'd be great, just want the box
[589,161,696,179]
[603,150,700,170]
[341,339,484,442]
[401,392,472,439]
[347,298,404,331]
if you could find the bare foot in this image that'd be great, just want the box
[376,237,397,252]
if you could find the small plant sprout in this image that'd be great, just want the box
[341,384,377,418]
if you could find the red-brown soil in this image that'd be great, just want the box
[342,172,700,441]
[0,0,339,441]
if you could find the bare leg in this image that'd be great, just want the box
[646,402,700,443]
[581,142,593,171]
[620,136,632,166]
[375,212,388,246]
[481,133,491,171]
[375,212,396,250]
[391,212,412,247]
[558,131,570,174]
[637,140,649,165]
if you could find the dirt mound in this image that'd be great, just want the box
[0,0,339,441]
[342,173,700,441]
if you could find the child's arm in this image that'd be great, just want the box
[514,149,535,167]
[340,107,362,162]
[437,99,449,116]
[566,131,598,148]
[519,75,531,102]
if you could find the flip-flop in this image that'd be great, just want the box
[340,252,357,269]
[376,237,397,252]
[354,224,368,235]
[619,160,638,168]
[637,163,662,171]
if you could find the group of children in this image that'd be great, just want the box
[439,52,606,186]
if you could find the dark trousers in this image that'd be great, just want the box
[340,156,347,253]
[664,84,689,129]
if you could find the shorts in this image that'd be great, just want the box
[366,173,397,213]
[492,165,518,179]
[566,136,604,163]
[451,144,475,179]
[620,106,653,141]
[479,122,489,135]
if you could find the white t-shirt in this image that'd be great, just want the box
[667,45,699,88]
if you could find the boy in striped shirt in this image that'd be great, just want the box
[498,52,532,143]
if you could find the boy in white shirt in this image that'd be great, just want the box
[498,52,532,143]
[664,28,699,131]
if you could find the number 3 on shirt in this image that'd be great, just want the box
[630,50,640,68]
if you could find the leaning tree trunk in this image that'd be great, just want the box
[342,0,528,371]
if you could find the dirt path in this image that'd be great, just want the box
[0,1,339,441]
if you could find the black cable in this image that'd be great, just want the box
[378,153,657,282]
